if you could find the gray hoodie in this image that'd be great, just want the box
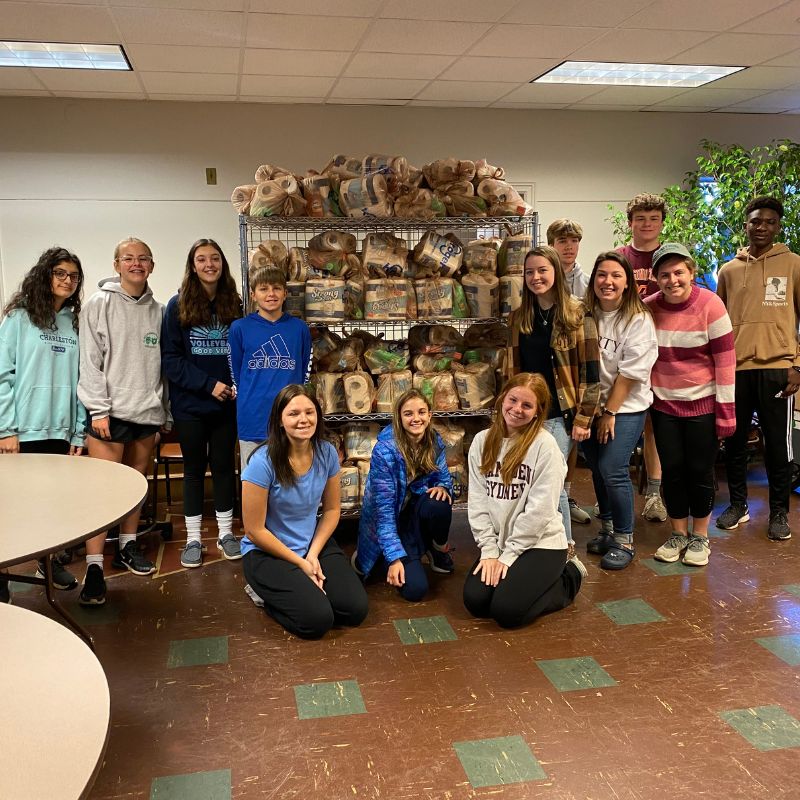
[78,277,168,425]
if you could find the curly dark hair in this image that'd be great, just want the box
[178,239,242,328]
[3,246,83,332]
[745,195,784,218]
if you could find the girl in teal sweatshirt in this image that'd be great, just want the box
[0,246,86,596]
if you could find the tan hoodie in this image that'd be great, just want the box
[717,243,800,371]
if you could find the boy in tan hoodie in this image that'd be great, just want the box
[716,196,800,541]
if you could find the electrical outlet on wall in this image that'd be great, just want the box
[206,168,217,185]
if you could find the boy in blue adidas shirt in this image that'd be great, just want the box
[228,266,311,468]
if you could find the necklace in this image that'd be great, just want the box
[536,304,553,327]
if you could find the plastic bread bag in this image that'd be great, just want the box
[231,184,256,215]
[302,174,343,218]
[500,275,524,317]
[461,273,500,319]
[343,371,376,415]
[344,422,381,461]
[339,174,394,218]
[249,176,307,217]
[414,278,454,319]
[412,371,459,411]
[431,421,466,466]
[321,154,363,181]
[311,325,341,363]
[412,231,464,278]
[408,324,464,355]
[477,178,533,216]
[307,231,358,276]
[473,158,506,184]
[305,279,346,324]
[376,370,413,412]
[313,372,347,414]
[497,233,533,276]
[452,362,496,410]
[248,240,288,273]
[413,354,456,372]
[364,278,408,321]
[452,280,469,319]
[361,233,409,278]
[361,154,410,196]
[364,340,410,375]
[254,163,293,183]
[449,462,468,503]
[344,278,365,321]
[422,158,476,188]
[339,465,360,509]
[393,186,445,220]
[316,336,365,373]
[288,247,312,282]
[463,321,509,349]
[285,282,305,318]
[463,239,500,274]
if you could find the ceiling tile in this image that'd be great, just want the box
[708,66,799,90]
[567,104,645,111]
[326,97,409,105]
[246,13,370,50]
[644,105,715,113]
[149,93,235,102]
[109,0,244,9]
[243,49,349,77]
[762,47,800,67]
[416,80,517,102]
[0,89,53,96]
[490,101,570,109]
[733,1,800,34]
[570,28,712,62]
[504,0,651,26]
[343,52,454,79]
[439,57,558,82]
[248,0,380,15]
[469,24,607,58]
[408,99,493,107]
[239,75,335,96]
[0,66,45,90]
[0,2,118,41]
[720,89,800,112]
[500,82,603,103]
[672,32,800,66]
[360,19,486,55]
[238,96,326,103]
[127,44,240,74]
[56,90,146,99]
[112,8,244,46]
[649,87,765,107]
[378,0,517,23]
[32,68,142,92]
[330,76,428,99]
[620,0,767,32]
[139,72,238,94]
[568,86,688,105]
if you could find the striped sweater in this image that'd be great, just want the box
[645,285,736,438]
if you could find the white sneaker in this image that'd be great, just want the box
[643,493,667,522]
[568,498,591,524]
[244,583,264,607]
[568,554,588,579]
[654,533,689,563]
[682,535,710,567]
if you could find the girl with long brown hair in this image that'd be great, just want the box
[463,373,585,628]
[354,389,454,602]
[161,238,242,569]
[507,246,601,557]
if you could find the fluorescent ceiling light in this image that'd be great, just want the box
[0,41,130,70]
[533,61,745,88]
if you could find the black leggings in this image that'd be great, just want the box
[174,412,237,517]
[651,410,718,520]
[463,549,580,629]
[243,539,368,639]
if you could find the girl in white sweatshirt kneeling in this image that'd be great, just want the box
[463,372,586,628]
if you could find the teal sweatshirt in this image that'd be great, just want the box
[0,307,87,446]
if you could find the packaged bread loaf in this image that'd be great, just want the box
[365,278,408,320]
[254,163,292,183]
[314,372,346,414]
[476,179,533,216]
[412,353,456,372]
[249,176,307,217]
[413,372,459,411]
[463,321,509,349]
[449,463,468,504]
[364,341,410,375]
[453,362,495,410]
[231,184,256,215]
[339,466,360,509]
[412,232,464,278]
[500,275,524,317]
[461,273,499,318]
[463,239,500,274]
[308,231,359,277]
[288,247,312,282]
[305,279,346,323]
[344,423,380,461]
[497,234,533,277]
[432,421,466,466]
[422,158,476,188]
[393,186,445,220]
[321,154,362,181]
[343,372,375,415]
[285,282,305,318]
[452,281,469,319]
[361,233,409,278]
[311,326,340,363]
[463,347,506,376]
[434,182,488,217]
[316,336,364,373]
[344,278,365,321]
[339,174,393,217]
[408,324,464,355]
[473,158,505,184]
[362,154,409,194]
[414,277,454,319]
[302,174,342,217]
[376,370,413,412]
[248,240,288,273]
[357,460,371,503]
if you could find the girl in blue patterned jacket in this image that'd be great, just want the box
[354,389,454,602]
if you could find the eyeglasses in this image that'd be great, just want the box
[117,255,153,266]
[52,268,81,283]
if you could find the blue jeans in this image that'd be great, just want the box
[582,411,646,540]
[543,417,572,545]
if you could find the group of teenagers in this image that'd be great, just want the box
[1,191,798,639]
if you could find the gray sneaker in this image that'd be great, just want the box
[244,583,264,607]
[567,554,588,579]
[569,498,591,524]
[217,534,242,560]
[36,557,78,590]
[768,511,791,541]
[642,493,667,522]
[654,533,690,563]
[716,503,749,530]
[180,540,203,569]
[682,535,710,566]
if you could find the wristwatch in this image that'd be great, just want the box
[602,408,616,417]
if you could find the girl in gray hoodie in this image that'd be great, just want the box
[77,237,168,605]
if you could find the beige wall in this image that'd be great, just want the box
[1,96,799,304]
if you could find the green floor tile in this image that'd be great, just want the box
[151,768,231,799]
[707,526,732,539]
[294,679,366,720]
[7,578,35,594]
[719,706,800,751]
[755,634,800,666]
[536,656,617,692]
[167,636,228,668]
[453,735,546,788]
[393,615,457,645]
[641,558,702,576]
[782,584,800,599]
[596,598,665,626]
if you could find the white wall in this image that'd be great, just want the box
[2,96,800,305]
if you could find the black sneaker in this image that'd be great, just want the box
[113,541,156,576]
[79,564,106,606]
[715,503,750,530]
[427,544,455,574]
[0,575,10,604]
[36,558,78,590]
[768,511,792,541]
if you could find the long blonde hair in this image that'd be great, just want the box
[480,373,550,485]
[392,389,439,479]
[517,245,583,337]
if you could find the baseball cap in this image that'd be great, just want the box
[651,242,692,273]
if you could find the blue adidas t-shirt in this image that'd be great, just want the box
[240,440,340,556]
